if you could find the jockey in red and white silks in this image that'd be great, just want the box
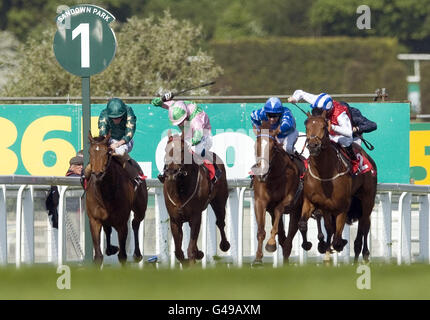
[288,89,360,174]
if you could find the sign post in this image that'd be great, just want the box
[53,4,117,263]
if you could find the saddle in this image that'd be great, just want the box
[336,143,376,176]
[112,153,147,183]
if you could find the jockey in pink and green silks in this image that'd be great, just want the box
[151,92,222,184]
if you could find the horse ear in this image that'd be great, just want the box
[88,130,94,143]
[261,120,270,129]
[306,111,311,118]
[322,110,327,118]
[167,129,172,138]
[106,131,111,141]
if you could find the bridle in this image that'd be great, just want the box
[90,146,113,182]
[254,133,282,182]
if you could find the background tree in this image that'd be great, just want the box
[1,11,222,98]
[0,31,19,91]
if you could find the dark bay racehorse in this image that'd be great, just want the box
[252,121,310,265]
[86,132,148,265]
[299,111,377,262]
[163,131,230,265]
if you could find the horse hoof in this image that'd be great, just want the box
[301,241,312,251]
[196,251,204,260]
[133,254,143,263]
[265,243,277,252]
[219,240,230,252]
[318,242,327,254]
[105,245,119,256]
[251,259,264,268]
[333,239,348,252]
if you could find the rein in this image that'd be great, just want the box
[90,150,113,182]
[307,144,349,181]
[165,166,202,210]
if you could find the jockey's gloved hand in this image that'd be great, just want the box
[151,97,163,107]
[162,91,174,102]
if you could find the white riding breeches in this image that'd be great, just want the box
[190,135,213,157]
[330,134,353,147]
[110,138,134,156]
[276,128,299,154]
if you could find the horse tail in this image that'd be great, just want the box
[346,196,362,225]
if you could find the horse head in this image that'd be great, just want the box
[164,130,189,181]
[305,110,330,156]
[253,120,282,182]
[88,131,112,179]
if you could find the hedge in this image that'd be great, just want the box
[209,37,408,101]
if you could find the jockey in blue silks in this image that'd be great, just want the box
[250,97,298,155]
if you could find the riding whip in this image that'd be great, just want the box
[290,102,308,116]
[174,81,216,96]
[359,134,375,151]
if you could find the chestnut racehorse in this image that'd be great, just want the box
[86,132,148,265]
[252,121,310,265]
[299,111,377,262]
[163,131,230,264]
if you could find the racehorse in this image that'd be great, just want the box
[299,111,377,263]
[163,131,230,264]
[86,132,148,265]
[251,121,310,265]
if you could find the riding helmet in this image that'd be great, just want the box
[312,93,333,110]
[106,98,127,118]
[169,101,188,125]
[264,97,284,115]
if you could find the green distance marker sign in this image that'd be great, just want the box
[53,4,117,77]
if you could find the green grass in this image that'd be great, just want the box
[1,263,430,300]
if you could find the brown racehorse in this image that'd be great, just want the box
[252,121,310,265]
[86,132,148,265]
[298,111,377,263]
[163,131,230,264]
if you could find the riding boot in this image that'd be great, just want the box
[212,164,223,184]
[124,158,144,190]
[158,165,167,184]
[345,145,360,174]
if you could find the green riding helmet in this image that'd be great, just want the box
[106,98,127,118]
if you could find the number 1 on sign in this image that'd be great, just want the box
[72,23,90,68]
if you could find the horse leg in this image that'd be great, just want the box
[132,217,143,262]
[322,214,335,262]
[298,199,314,251]
[253,199,266,265]
[116,224,128,266]
[332,212,348,252]
[88,216,103,265]
[209,197,230,252]
[265,205,284,253]
[103,224,119,256]
[187,214,204,264]
[355,215,371,263]
[283,212,300,263]
[314,210,327,254]
[170,220,185,263]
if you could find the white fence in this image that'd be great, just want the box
[0,175,429,267]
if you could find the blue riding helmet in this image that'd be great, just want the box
[264,97,284,115]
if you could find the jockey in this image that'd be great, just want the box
[83,98,145,187]
[338,101,377,146]
[288,90,360,174]
[151,92,222,184]
[250,97,299,155]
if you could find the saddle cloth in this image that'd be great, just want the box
[349,145,377,176]
[203,160,215,180]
